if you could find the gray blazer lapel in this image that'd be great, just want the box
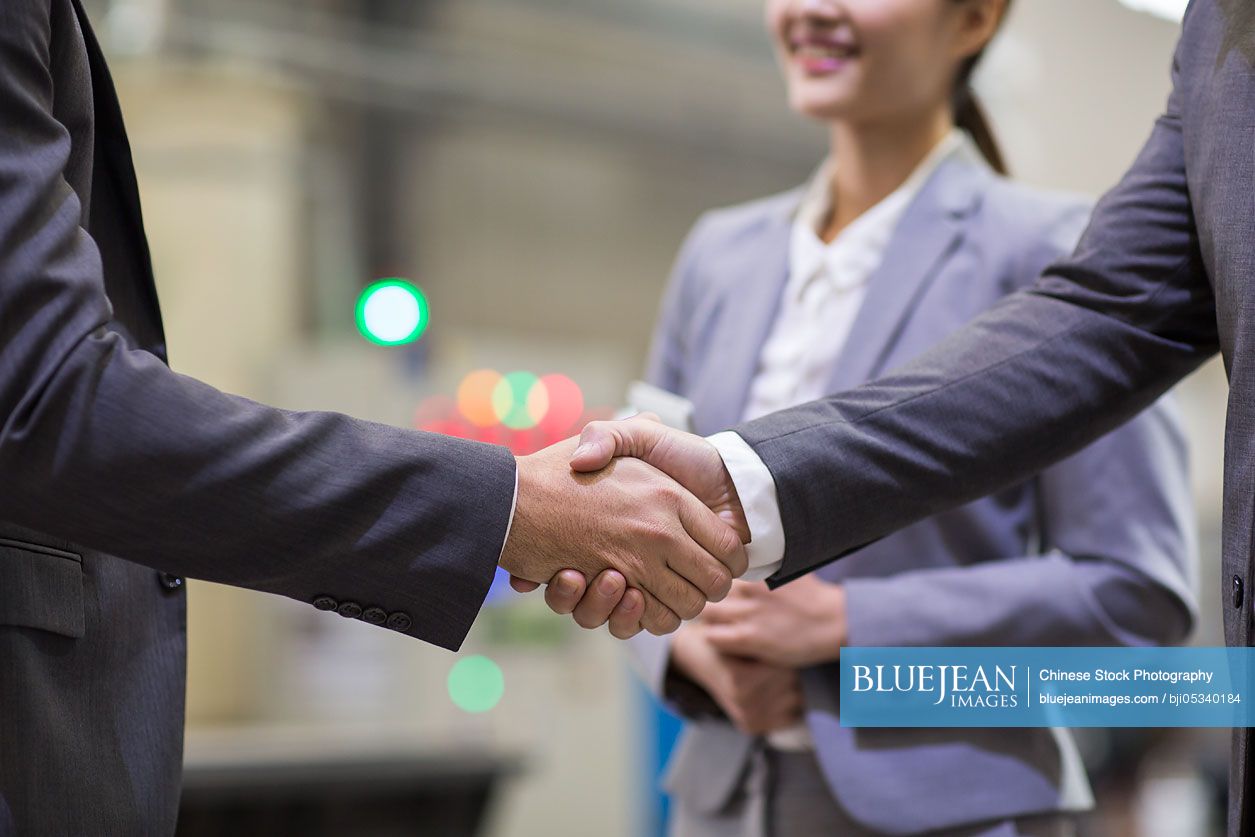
[689,204,795,432]
[825,156,990,393]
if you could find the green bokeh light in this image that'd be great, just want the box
[355,279,429,346]
[491,371,542,430]
[448,655,505,714]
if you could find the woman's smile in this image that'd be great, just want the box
[787,27,861,76]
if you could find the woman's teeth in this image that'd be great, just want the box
[794,44,856,59]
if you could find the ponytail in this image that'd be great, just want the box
[954,84,1008,175]
[951,0,1012,176]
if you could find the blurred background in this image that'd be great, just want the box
[82,0,1227,834]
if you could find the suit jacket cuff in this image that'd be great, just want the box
[663,664,728,721]
[707,431,785,580]
[840,575,926,648]
[375,436,517,652]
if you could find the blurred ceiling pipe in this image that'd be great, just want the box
[160,0,821,166]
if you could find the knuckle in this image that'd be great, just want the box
[610,554,644,587]
[640,605,668,636]
[708,565,733,600]
[611,622,642,640]
[657,611,681,635]
[679,592,705,622]
[719,528,745,563]
[650,480,680,506]
[648,521,676,546]
[634,519,670,547]
[640,593,682,636]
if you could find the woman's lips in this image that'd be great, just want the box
[789,39,858,76]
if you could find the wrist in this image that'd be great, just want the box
[499,454,540,579]
[828,584,849,657]
[664,628,727,719]
[671,625,716,688]
[669,625,700,679]
[803,584,847,665]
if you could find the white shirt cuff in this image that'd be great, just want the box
[497,466,520,564]
[706,431,785,580]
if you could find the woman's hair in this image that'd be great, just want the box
[951,0,1012,175]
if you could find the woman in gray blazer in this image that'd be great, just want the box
[632,0,1198,835]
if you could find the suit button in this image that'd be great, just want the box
[1234,576,1245,609]
[386,612,412,632]
[312,595,339,612]
[337,601,363,619]
[158,573,184,591]
[362,607,387,625]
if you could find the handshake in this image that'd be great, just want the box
[498,415,750,639]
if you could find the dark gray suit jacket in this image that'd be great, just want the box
[731,1,1255,832]
[0,2,515,833]
[636,153,1196,833]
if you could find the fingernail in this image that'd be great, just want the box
[598,573,622,595]
[572,443,592,460]
[556,574,580,595]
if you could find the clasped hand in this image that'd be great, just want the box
[499,416,748,637]
[667,578,846,736]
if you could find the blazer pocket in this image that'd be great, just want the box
[0,538,85,638]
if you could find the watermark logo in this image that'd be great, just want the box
[840,647,1255,728]
[851,664,1019,708]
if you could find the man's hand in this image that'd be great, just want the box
[510,569,647,640]
[509,415,752,637]
[670,622,802,736]
[701,578,847,668]
[499,438,747,636]
[570,415,750,542]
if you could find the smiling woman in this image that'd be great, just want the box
[769,0,1012,178]
[616,0,1198,835]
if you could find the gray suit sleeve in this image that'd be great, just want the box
[843,398,1197,648]
[0,0,515,650]
[842,203,1198,650]
[631,217,715,712]
[736,35,1219,583]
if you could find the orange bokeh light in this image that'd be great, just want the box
[458,370,504,427]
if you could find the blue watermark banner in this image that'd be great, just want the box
[839,647,1255,727]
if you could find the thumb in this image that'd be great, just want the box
[569,413,663,472]
[704,624,756,657]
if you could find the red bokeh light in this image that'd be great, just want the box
[535,374,585,438]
